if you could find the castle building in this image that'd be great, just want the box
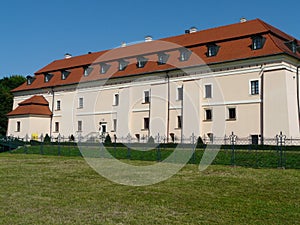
[7,19,300,143]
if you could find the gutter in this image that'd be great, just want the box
[259,66,265,145]
[297,65,300,132]
[49,88,54,138]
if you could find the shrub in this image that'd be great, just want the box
[44,134,51,143]
[104,134,112,144]
[147,136,155,144]
[69,134,75,142]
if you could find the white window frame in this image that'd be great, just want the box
[249,79,260,95]
[16,121,21,132]
[78,121,82,132]
[177,115,182,129]
[227,107,237,120]
[177,86,183,101]
[56,100,61,111]
[54,122,59,133]
[112,119,117,132]
[204,108,212,121]
[78,97,83,109]
[143,90,150,103]
[204,84,213,99]
[113,93,119,106]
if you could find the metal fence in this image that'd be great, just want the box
[1,132,299,169]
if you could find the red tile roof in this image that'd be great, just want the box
[7,95,52,116]
[12,19,300,93]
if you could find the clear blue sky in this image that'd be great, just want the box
[0,0,300,78]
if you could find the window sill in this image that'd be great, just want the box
[141,129,149,131]
[226,118,236,121]
[203,120,212,122]
[175,128,182,130]
[142,102,150,105]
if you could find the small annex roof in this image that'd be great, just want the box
[7,95,52,116]
[12,19,300,93]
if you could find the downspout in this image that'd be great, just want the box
[297,65,300,132]
[148,89,151,138]
[259,66,265,145]
[181,84,184,143]
[166,72,170,142]
[49,88,54,138]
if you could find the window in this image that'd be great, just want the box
[55,122,59,132]
[179,49,191,61]
[228,108,236,120]
[144,90,150,103]
[61,70,71,80]
[78,97,83,108]
[177,87,183,101]
[118,59,129,71]
[285,40,299,54]
[157,52,169,65]
[144,118,149,130]
[44,73,53,83]
[205,109,212,121]
[78,121,82,132]
[56,100,61,110]
[206,44,220,57]
[83,66,93,76]
[177,116,182,129]
[204,84,212,98]
[252,36,265,50]
[16,121,20,132]
[26,76,35,85]
[250,80,259,95]
[113,119,117,132]
[113,94,119,106]
[100,63,110,74]
[137,56,148,68]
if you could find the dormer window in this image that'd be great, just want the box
[206,44,220,57]
[179,49,191,61]
[61,70,71,80]
[83,66,93,76]
[26,75,35,85]
[44,73,53,83]
[157,52,169,65]
[100,63,110,74]
[137,56,148,68]
[251,36,266,50]
[285,40,299,54]
[118,59,129,71]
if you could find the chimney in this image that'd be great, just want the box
[145,36,153,42]
[121,42,127,47]
[64,53,72,59]
[240,17,247,23]
[189,27,198,33]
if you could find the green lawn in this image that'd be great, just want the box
[0,153,299,224]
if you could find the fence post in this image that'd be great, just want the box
[191,133,196,164]
[230,132,237,166]
[40,134,44,155]
[276,131,286,169]
[58,134,61,156]
[127,134,131,160]
[156,133,161,162]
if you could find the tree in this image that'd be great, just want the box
[0,75,26,136]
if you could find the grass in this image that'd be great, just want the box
[10,144,300,169]
[0,153,299,224]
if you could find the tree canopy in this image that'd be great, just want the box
[0,75,26,136]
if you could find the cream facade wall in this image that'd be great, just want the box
[8,57,300,141]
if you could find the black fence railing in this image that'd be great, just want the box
[1,132,299,169]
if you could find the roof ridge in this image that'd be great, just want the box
[256,18,296,41]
